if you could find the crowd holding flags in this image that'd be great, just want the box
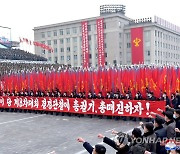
[0,64,179,99]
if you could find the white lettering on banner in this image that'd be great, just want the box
[115,101,124,114]
[107,101,115,114]
[98,101,106,114]
[18,98,23,107]
[53,99,58,110]
[23,97,28,107]
[80,100,87,112]
[124,102,134,115]
[59,99,64,110]
[73,99,80,112]
[87,100,95,113]
[115,101,145,115]
[7,97,12,107]
[0,97,163,117]
[133,102,144,115]
[33,98,39,108]
[47,98,53,109]
[64,99,70,111]
[41,98,47,109]
[28,98,34,108]
[14,97,19,107]
[0,97,4,106]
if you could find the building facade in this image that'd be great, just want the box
[34,5,180,67]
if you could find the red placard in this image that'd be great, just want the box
[97,18,105,67]
[0,96,165,118]
[131,27,144,64]
[81,21,89,68]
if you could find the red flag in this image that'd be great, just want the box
[131,27,144,64]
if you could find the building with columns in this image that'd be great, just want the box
[34,4,180,67]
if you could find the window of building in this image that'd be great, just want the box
[66,28,70,35]
[73,37,77,43]
[127,43,131,48]
[155,30,157,37]
[88,35,91,41]
[66,38,70,43]
[60,29,63,35]
[119,33,121,38]
[104,33,106,39]
[147,50,150,56]
[54,57,58,63]
[145,31,151,40]
[47,40,51,45]
[103,23,106,29]
[89,54,92,59]
[48,57,51,61]
[53,30,57,36]
[61,56,64,60]
[105,52,107,57]
[119,42,122,48]
[47,31,51,37]
[88,25,91,31]
[42,50,45,54]
[72,27,77,34]
[54,48,57,53]
[79,26,82,32]
[67,47,70,52]
[60,48,64,52]
[67,55,70,61]
[41,32,45,38]
[74,55,77,60]
[113,60,117,65]
[104,43,107,48]
[54,39,57,45]
[126,33,130,39]
[60,38,64,44]
[73,46,77,52]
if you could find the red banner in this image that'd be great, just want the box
[19,37,53,52]
[131,27,144,64]
[0,96,165,118]
[97,18,105,67]
[81,21,89,68]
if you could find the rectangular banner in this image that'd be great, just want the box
[97,18,105,67]
[81,21,89,68]
[131,27,144,64]
[0,96,165,118]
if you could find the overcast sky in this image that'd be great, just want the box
[0,0,180,42]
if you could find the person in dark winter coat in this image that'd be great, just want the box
[171,93,178,109]
[163,111,176,138]
[142,122,156,153]
[97,132,130,154]
[153,115,166,154]
[174,109,180,137]
[77,137,106,154]
[128,128,146,154]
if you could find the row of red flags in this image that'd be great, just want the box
[0,66,179,98]
[19,37,53,52]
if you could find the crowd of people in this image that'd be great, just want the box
[0,59,180,153]
[77,107,180,154]
[0,48,47,61]
[0,62,179,103]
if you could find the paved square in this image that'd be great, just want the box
[0,111,139,154]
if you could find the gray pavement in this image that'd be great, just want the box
[0,111,140,154]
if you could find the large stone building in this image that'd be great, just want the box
[34,4,180,67]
